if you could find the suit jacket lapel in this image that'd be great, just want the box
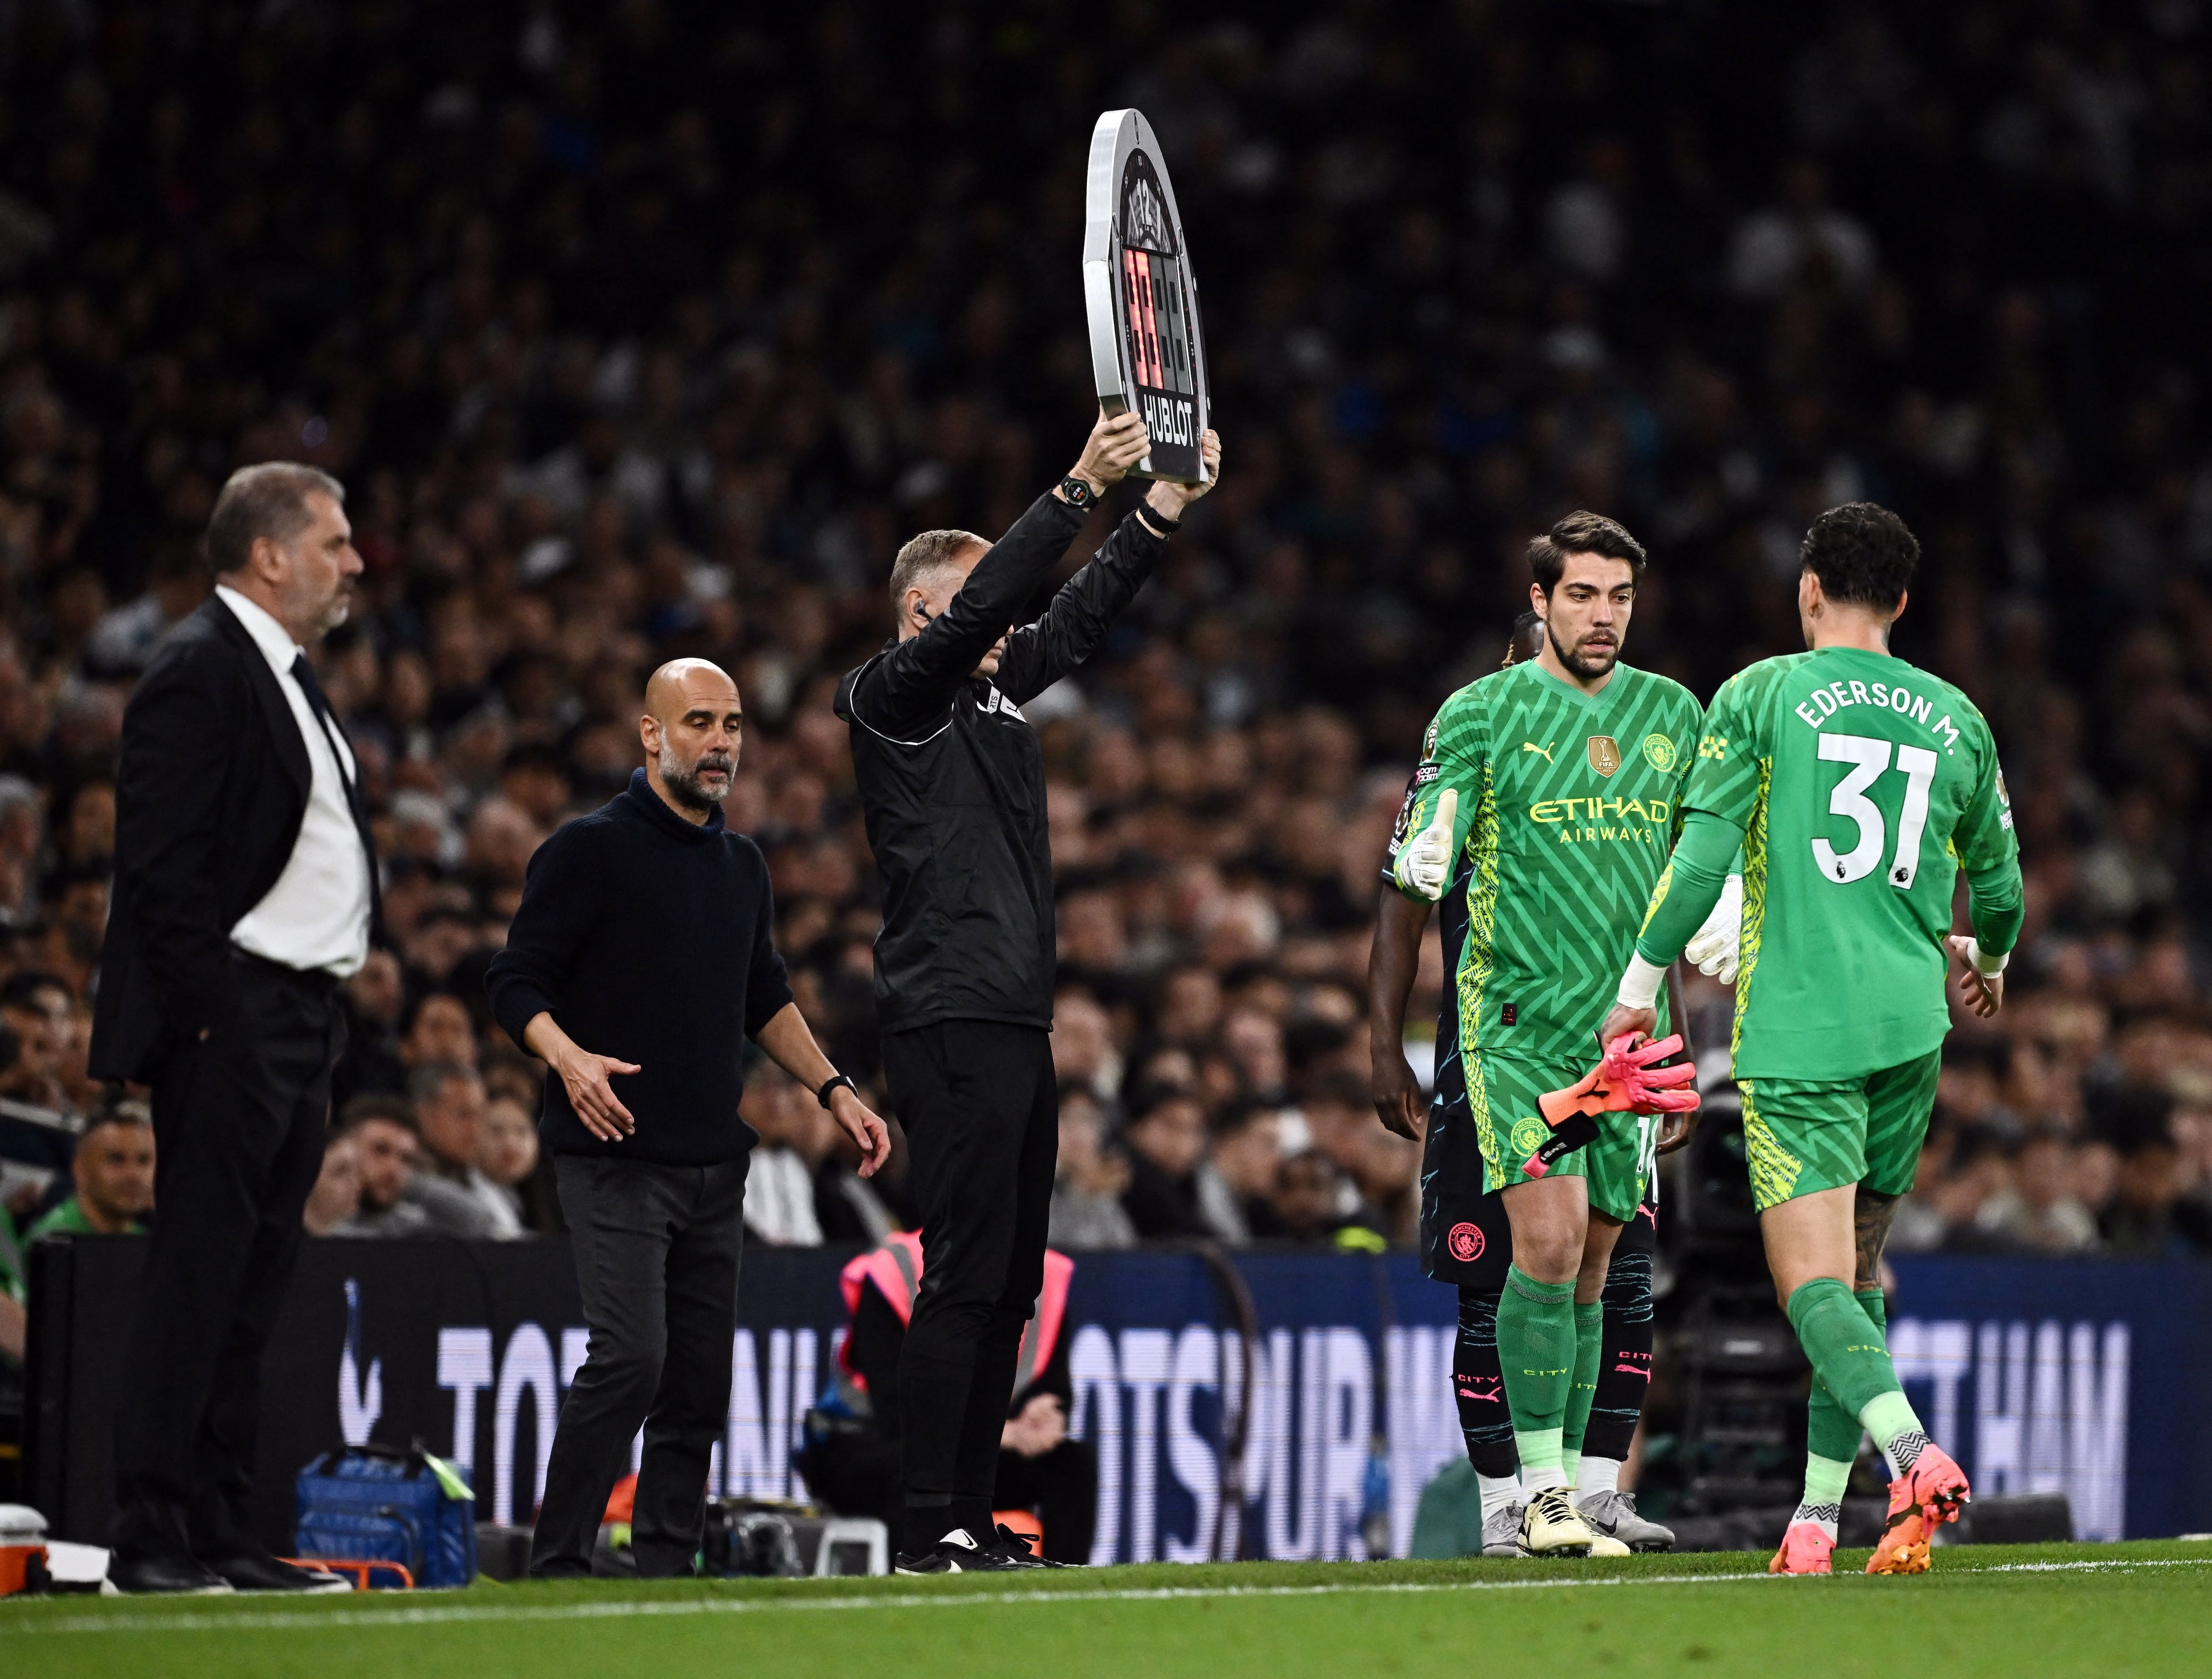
[204,596,311,797]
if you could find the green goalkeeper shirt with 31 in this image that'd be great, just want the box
[1386,657,1703,1065]
[1666,646,2021,1081]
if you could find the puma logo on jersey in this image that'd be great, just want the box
[1522,742,1554,762]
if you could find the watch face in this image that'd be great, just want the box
[1082,109,1210,484]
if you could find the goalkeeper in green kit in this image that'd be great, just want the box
[1388,513,1710,1560]
[1600,503,2024,1576]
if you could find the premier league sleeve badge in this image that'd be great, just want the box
[1083,108,1212,486]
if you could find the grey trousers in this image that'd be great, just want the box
[530,1153,749,1578]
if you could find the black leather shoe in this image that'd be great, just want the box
[106,1554,236,1595]
[206,1552,353,1593]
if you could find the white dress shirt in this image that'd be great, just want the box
[216,585,373,978]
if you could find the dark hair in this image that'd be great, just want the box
[887,528,986,620]
[338,1091,418,1135]
[1127,1081,1198,1123]
[407,1058,481,1104]
[1503,610,1543,667]
[206,461,346,578]
[1214,1096,1278,1139]
[0,970,67,1011]
[1302,1069,1372,1112]
[83,1093,152,1135]
[401,987,471,1037]
[1800,502,1919,611]
[1526,511,1647,596]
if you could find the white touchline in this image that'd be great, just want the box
[11,1556,2208,1637]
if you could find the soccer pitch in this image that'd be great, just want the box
[6,1542,2207,1679]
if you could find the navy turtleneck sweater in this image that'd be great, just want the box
[487,769,792,1165]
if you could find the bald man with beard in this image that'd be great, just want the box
[488,659,889,1579]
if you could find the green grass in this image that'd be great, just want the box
[7,1541,2208,1679]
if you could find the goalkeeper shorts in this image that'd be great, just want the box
[1735,1050,1941,1212]
[1470,1050,1652,1223]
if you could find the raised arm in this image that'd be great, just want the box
[846,412,1152,735]
[996,430,1221,703]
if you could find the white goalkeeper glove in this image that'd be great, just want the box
[1684,873,1742,985]
[1393,787,1458,903]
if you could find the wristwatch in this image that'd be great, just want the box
[816,1073,858,1110]
[1058,474,1099,510]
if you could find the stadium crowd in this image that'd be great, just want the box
[7,0,2212,1386]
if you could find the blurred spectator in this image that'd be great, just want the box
[335,950,408,1105]
[1205,1100,1283,1243]
[1970,1127,2099,1255]
[1270,1150,1356,1246]
[1048,1084,1136,1250]
[480,1093,562,1236]
[1051,987,1121,1104]
[398,992,481,1074]
[742,1058,894,1245]
[1120,1086,1217,1241]
[743,1061,825,1247]
[0,972,75,1115]
[404,1062,520,1240]
[330,1095,427,1239]
[1298,1071,1385,1226]
[26,1097,153,1239]
[2097,1087,2212,1257]
[302,1134,363,1238]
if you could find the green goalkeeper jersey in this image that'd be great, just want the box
[1388,658,1703,1065]
[1680,646,2020,1081]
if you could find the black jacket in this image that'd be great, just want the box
[835,493,1168,1035]
[485,770,793,1165]
[90,595,379,1082]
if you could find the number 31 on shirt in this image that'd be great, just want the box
[1814,732,1937,889]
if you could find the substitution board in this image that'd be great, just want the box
[1082,108,1212,484]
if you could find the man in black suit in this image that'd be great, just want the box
[91,461,375,1594]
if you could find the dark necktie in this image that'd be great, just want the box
[291,652,381,932]
[289,653,357,794]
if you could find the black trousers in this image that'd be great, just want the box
[111,954,343,1562]
[879,1020,1056,1552]
[532,1153,749,1579]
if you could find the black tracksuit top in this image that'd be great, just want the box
[836,491,1168,1035]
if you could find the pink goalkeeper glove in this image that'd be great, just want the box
[1598,1032,1700,1115]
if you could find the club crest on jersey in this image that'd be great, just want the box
[1586,735,1622,777]
[1641,733,1678,774]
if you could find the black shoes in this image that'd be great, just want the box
[104,1554,235,1595]
[893,1525,1062,1575]
[205,1553,353,1593]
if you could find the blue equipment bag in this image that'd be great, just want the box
[294,1442,477,1588]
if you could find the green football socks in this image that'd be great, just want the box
[1785,1278,1931,1472]
[1498,1266,1578,1491]
[1803,1288,1886,1466]
[1560,1298,1605,1489]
